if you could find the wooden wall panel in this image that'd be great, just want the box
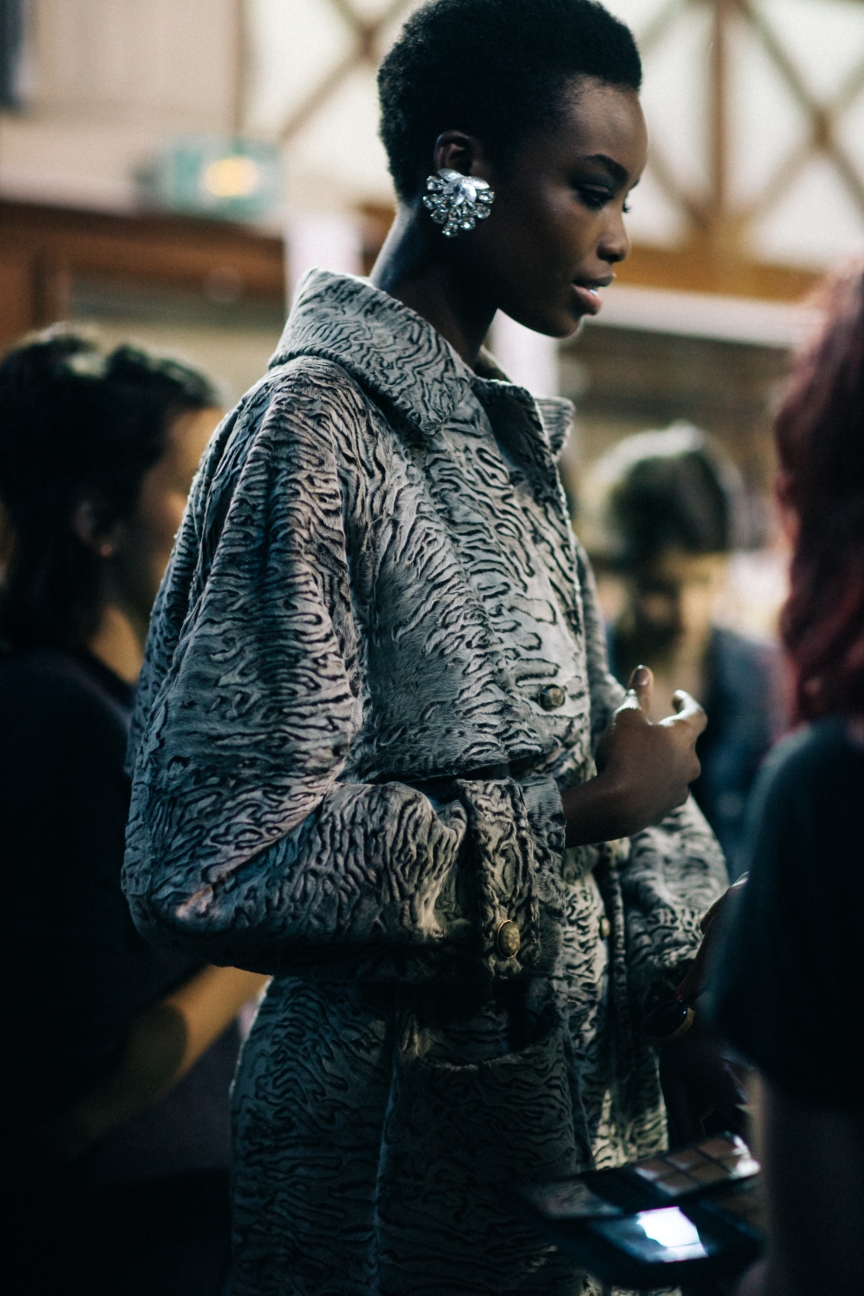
[0,255,37,341]
[0,199,285,349]
[617,242,821,303]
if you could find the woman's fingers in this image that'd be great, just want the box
[665,689,708,735]
[625,663,653,720]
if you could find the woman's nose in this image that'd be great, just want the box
[598,206,631,266]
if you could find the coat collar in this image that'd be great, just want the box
[271,269,574,455]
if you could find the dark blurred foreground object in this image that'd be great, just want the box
[596,425,785,877]
[710,683,864,1296]
[13,1168,232,1296]
[709,261,864,1296]
[510,1132,763,1293]
[0,331,265,1295]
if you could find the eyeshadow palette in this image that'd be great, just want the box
[516,1135,759,1223]
[509,1135,765,1290]
[621,1134,760,1203]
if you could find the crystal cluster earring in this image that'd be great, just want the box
[422,168,495,237]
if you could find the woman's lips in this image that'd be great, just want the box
[571,283,604,316]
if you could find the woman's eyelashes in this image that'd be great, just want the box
[575,183,630,213]
[576,184,612,209]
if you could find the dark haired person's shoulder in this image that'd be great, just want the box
[714,713,864,1102]
[747,714,864,867]
[0,647,132,772]
[759,713,863,794]
[713,624,781,670]
[711,626,784,722]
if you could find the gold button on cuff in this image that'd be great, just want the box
[495,919,521,959]
[537,684,567,711]
[600,916,611,940]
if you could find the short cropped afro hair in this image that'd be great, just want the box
[378,0,642,202]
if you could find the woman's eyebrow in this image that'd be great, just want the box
[580,153,629,187]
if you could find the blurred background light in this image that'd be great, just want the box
[139,136,282,220]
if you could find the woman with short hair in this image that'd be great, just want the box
[124,3,730,1292]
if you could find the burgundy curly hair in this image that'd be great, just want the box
[777,260,864,720]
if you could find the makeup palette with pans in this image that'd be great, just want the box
[509,1134,764,1290]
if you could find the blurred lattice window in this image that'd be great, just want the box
[605,0,864,268]
[248,0,864,270]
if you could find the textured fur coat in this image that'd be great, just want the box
[123,270,726,1295]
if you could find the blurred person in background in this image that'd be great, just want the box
[593,426,785,877]
[709,262,864,1296]
[0,330,267,1296]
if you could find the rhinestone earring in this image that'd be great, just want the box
[422,168,495,238]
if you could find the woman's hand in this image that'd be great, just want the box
[676,873,749,1001]
[661,878,751,1145]
[659,1017,748,1146]
[561,665,706,846]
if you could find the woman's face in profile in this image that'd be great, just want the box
[628,549,728,649]
[114,405,222,623]
[463,76,647,339]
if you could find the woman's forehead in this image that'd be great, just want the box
[537,78,648,179]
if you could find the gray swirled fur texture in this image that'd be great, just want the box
[123,271,726,1295]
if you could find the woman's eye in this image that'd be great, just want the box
[576,186,612,210]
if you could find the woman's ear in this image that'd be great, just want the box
[70,498,124,559]
[432,131,493,184]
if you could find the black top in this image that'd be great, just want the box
[712,715,864,1106]
[608,626,784,879]
[0,647,239,1187]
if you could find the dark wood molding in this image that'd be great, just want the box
[0,199,285,347]
[616,241,822,302]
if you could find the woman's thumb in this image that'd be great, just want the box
[627,664,653,718]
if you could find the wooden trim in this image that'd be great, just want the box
[616,242,822,302]
[0,198,285,347]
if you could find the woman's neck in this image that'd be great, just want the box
[369,204,496,367]
[86,603,145,684]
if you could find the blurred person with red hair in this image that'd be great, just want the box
[710,262,864,1295]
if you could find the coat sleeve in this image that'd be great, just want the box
[620,800,728,1015]
[123,363,558,980]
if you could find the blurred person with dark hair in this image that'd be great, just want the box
[0,330,267,1296]
[707,261,864,1295]
[122,3,735,1293]
[595,425,785,877]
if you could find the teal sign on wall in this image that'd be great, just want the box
[143,136,283,221]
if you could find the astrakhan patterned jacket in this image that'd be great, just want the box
[123,271,727,1296]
